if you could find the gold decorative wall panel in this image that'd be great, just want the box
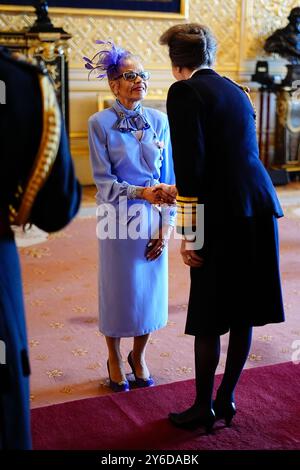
[1,1,296,70]
[1,0,242,72]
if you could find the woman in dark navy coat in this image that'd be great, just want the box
[0,48,81,449]
[160,23,285,432]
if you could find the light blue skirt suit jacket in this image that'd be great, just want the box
[88,100,176,337]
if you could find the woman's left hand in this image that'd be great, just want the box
[145,225,173,261]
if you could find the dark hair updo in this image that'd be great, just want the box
[159,23,217,69]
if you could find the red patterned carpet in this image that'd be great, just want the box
[31,361,300,450]
[18,215,300,408]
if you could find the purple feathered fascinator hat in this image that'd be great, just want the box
[83,40,131,80]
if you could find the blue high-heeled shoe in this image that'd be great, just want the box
[128,351,155,388]
[107,360,130,392]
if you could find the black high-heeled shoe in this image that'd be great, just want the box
[168,404,215,434]
[213,397,236,426]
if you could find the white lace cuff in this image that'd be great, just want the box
[126,185,145,200]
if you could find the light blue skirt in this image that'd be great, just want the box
[97,201,168,337]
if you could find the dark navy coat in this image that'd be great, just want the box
[167,68,283,220]
[0,47,81,449]
[166,69,285,335]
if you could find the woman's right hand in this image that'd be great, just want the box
[142,185,177,205]
[180,240,204,268]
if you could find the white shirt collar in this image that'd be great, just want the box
[190,67,211,78]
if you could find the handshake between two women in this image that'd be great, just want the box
[142,183,177,205]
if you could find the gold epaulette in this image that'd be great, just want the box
[9,73,61,226]
[176,195,198,231]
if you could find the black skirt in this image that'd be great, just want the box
[185,215,285,336]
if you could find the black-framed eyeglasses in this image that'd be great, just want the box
[113,70,151,82]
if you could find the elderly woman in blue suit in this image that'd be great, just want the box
[85,42,176,391]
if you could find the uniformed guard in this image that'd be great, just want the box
[0,47,81,449]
